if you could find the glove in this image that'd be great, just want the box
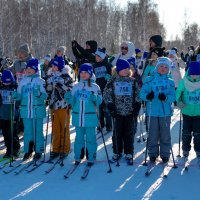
[65,91,72,100]
[107,103,117,118]
[72,40,77,48]
[146,91,154,101]
[105,74,111,81]
[12,91,18,100]
[158,93,166,101]
[89,93,97,102]
[33,86,41,97]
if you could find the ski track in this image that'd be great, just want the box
[0,108,200,200]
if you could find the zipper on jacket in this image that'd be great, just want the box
[80,82,86,127]
[29,78,33,118]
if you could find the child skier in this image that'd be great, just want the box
[64,63,102,166]
[13,58,47,160]
[93,47,113,132]
[0,70,20,158]
[176,61,200,159]
[46,56,73,159]
[103,59,138,165]
[140,57,176,163]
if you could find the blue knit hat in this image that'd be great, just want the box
[188,62,200,75]
[116,59,130,73]
[79,63,93,77]
[95,47,106,59]
[135,48,141,55]
[52,56,65,70]
[26,58,39,72]
[1,70,15,84]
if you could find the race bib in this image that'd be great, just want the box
[0,90,13,104]
[196,54,200,62]
[185,90,200,105]
[114,82,132,96]
[152,79,168,93]
[76,89,91,102]
[94,66,107,78]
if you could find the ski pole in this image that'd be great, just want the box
[93,100,112,173]
[160,100,177,168]
[143,101,152,166]
[33,95,37,166]
[43,102,50,162]
[9,96,16,167]
[177,110,182,157]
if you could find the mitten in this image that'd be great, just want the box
[146,91,154,101]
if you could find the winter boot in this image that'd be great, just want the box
[50,152,59,159]
[23,152,32,160]
[125,154,133,165]
[162,157,169,163]
[34,153,42,160]
[150,156,157,162]
[3,151,11,158]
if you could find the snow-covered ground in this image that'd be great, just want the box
[0,108,199,200]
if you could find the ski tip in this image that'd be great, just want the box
[184,167,188,171]
[64,175,69,179]
[145,172,150,176]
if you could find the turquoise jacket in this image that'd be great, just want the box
[140,72,176,117]
[176,76,200,116]
[64,80,102,127]
[17,74,47,118]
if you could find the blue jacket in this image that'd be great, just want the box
[139,72,176,117]
[17,74,47,118]
[64,80,102,127]
[0,84,19,120]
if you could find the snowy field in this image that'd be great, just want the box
[0,108,199,200]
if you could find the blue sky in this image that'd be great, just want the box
[113,0,200,40]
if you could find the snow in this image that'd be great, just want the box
[0,108,200,200]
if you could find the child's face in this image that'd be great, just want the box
[52,65,59,72]
[157,64,169,75]
[151,52,158,60]
[26,67,36,76]
[168,54,175,60]
[119,68,131,77]
[191,75,200,79]
[80,71,90,80]
[44,60,49,66]
[95,55,103,63]
[18,52,27,61]
[56,50,63,57]
[121,45,128,55]
[86,44,91,50]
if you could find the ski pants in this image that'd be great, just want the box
[23,118,44,153]
[112,114,135,155]
[148,116,171,159]
[1,119,20,153]
[52,108,71,153]
[182,114,200,155]
[74,127,97,163]
[99,103,112,130]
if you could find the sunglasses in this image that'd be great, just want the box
[121,47,128,50]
